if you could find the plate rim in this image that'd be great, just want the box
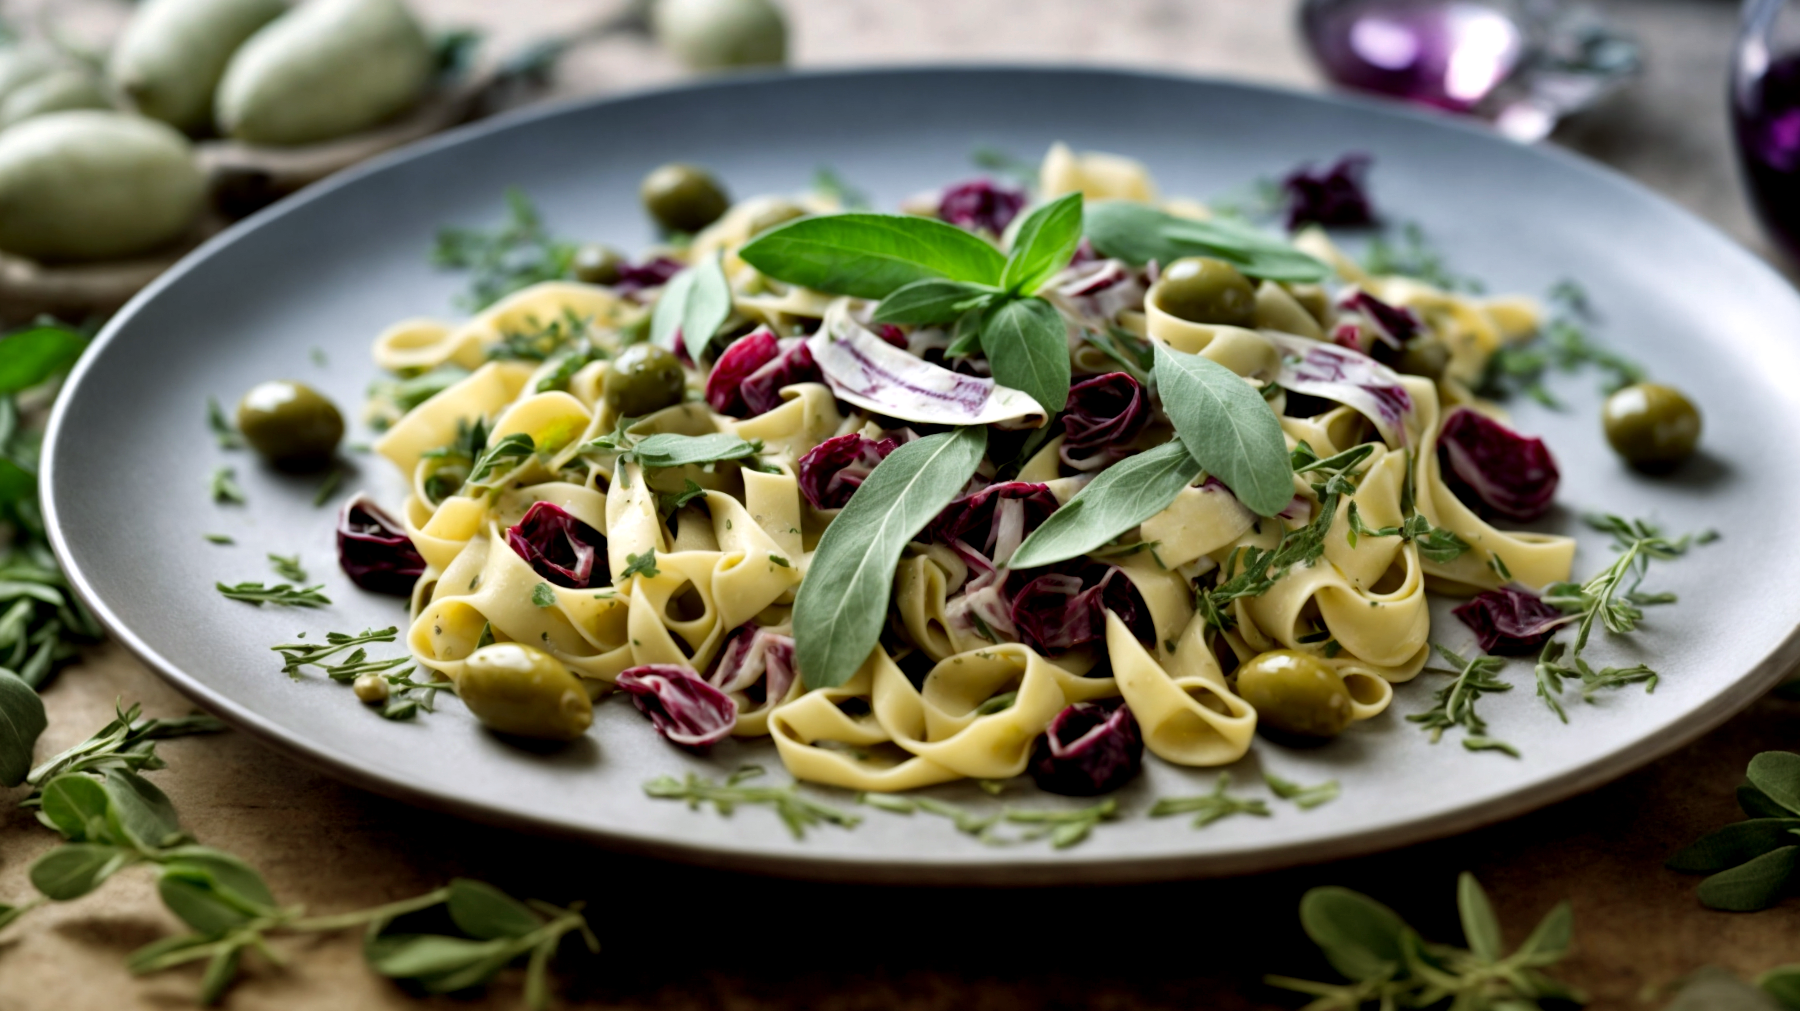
[40,63,1800,885]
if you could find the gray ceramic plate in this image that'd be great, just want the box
[41,68,1800,885]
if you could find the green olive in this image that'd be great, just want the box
[604,343,687,417]
[458,643,592,741]
[1394,340,1449,381]
[1235,649,1353,738]
[640,162,729,234]
[1602,382,1701,470]
[352,672,389,703]
[573,243,624,285]
[236,380,343,468]
[1153,257,1257,327]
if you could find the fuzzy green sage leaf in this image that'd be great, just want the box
[1697,845,1800,912]
[740,213,1006,298]
[650,252,732,361]
[1086,200,1331,282]
[0,666,46,786]
[871,278,1000,325]
[1153,342,1293,517]
[1010,440,1201,569]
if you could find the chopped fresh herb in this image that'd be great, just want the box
[313,468,343,507]
[466,432,535,487]
[432,187,576,311]
[209,466,246,505]
[621,550,659,580]
[22,700,225,803]
[1149,774,1272,827]
[271,626,399,676]
[206,397,244,449]
[488,308,589,363]
[1482,280,1644,404]
[267,553,307,583]
[643,765,861,839]
[1408,643,1518,756]
[309,347,328,367]
[217,581,330,608]
[1264,771,1340,809]
[1362,220,1484,293]
[202,534,234,545]
[531,582,556,608]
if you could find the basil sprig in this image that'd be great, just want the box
[793,427,987,688]
[1154,343,1293,517]
[741,194,1085,413]
[650,252,732,361]
[1010,441,1201,569]
[1086,200,1331,282]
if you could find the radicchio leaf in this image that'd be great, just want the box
[741,336,824,416]
[336,493,426,595]
[1331,288,1422,366]
[1453,586,1570,655]
[1282,154,1377,230]
[808,302,1047,427]
[506,501,607,589]
[1438,407,1560,522]
[1028,698,1143,796]
[611,256,686,297]
[937,178,1027,235]
[932,481,1060,568]
[1265,329,1414,445]
[797,433,898,511]
[1009,562,1152,655]
[615,664,738,748]
[1060,372,1148,471]
[705,328,780,416]
[709,624,799,707]
[1051,258,1147,324]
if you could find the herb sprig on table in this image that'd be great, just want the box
[1669,751,1800,912]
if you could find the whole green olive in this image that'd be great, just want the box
[458,643,592,741]
[1602,382,1701,470]
[1235,649,1353,738]
[236,380,343,468]
[603,343,687,418]
[1153,257,1258,327]
[573,243,625,285]
[1395,340,1449,381]
[640,162,729,234]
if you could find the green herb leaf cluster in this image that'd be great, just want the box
[216,581,330,608]
[1085,201,1331,282]
[1361,221,1486,294]
[581,428,771,473]
[272,626,447,718]
[1149,773,1272,827]
[860,791,1119,849]
[1408,643,1519,757]
[1670,752,1800,911]
[1481,280,1644,406]
[432,187,577,311]
[644,765,862,839]
[649,252,733,361]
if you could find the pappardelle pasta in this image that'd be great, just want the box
[363,144,1575,799]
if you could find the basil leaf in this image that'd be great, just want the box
[1010,441,1201,569]
[40,774,112,842]
[872,279,1000,325]
[1153,343,1293,517]
[0,325,85,394]
[1298,885,1409,982]
[447,878,542,939]
[629,432,759,470]
[1749,752,1800,815]
[1000,192,1083,294]
[794,427,987,688]
[1086,201,1330,282]
[981,296,1071,413]
[1669,819,1800,873]
[1456,872,1503,962]
[0,666,46,787]
[30,843,128,900]
[740,213,1007,298]
[650,253,732,361]
[1698,845,1800,911]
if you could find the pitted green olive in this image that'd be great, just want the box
[604,343,687,418]
[1602,382,1700,470]
[573,243,625,285]
[458,643,593,741]
[1153,257,1258,327]
[1235,649,1353,738]
[640,162,729,234]
[236,380,343,468]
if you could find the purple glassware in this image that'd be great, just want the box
[1733,0,1800,263]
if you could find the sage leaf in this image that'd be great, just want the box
[0,901,34,931]
[1456,871,1503,962]
[1000,192,1084,294]
[1085,200,1331,282]
[1759,966,1800,1009]
[981,296,1071,413]
[103,769,184,850]
[628,432,760,470]
[649,253,732,361]
[1669,819,1800,873]
[1697,845,1800,911]
[1297,886,1409,982]
[157,848,278,934]
[794,427,987,688]
[1743,785,1793,819]
[0,324,86,394]
[30,843,128,900]
[1010,440,1201,569]
[872,278,1000,325]
[740,213,1007,298]
[1748,752,1800,815]
[368,933,513,979]
[1153,342,1293,517]
[0,666,45,787]
[447,878,542,939]
[1514,900,1574,967]
[40,774,112,842]
[199,944,243,1006]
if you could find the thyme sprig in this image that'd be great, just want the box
[643,765,862,840]
[271,626,398,676]
[1265,771,1341,810]
[1149,774,1272,827]
[205,398,243,449]
[432,187,577,311]
[266,554,306,583]
[1545,514,1699,657]
[1408,644,1518,757]
[22,701,224,805]
[1481,280,1645,406]
[215,582,329,608]
[863,792,1120,849]
[208,466,245,505]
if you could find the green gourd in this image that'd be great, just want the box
[0,111,203,261]
[0,69,112,131]
[107,0,287,132]
[214,0,431,146]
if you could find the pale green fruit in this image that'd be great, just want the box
[0,47,61,106]
[457,644,593,741]
[0,111,203,261]
[215,0,431,146]
[651,0,788,70]
[107,0,287,132]
[0,69,111,131]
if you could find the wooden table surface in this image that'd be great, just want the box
[3,1,1794,1008]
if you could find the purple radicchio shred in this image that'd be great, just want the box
[1438,407,1560,522]
[706,327,781,416]
[937,178,1028,235]
[1029,698,1144,796]
[1281,154,1378,230]
[931,481,1060,567]
[615,664,738,749]
[1453,586,1570,655]
[1333,289,1422,366]
[1060,372,1148,471]
[875,323,909,349]
[505,501,608,589]
[708,624,798,707]
[797,433,898,511]
[1009,562,1153,655]
[610,256,686,297]
[336,493,427,595]
[741,337,823,416]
